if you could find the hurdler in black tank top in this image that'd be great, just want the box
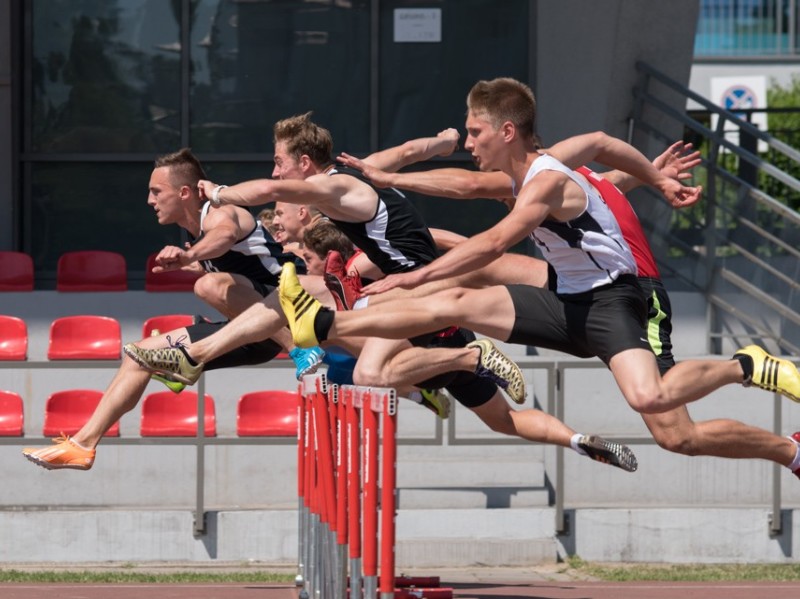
[324,165,438,274]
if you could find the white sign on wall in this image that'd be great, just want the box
[710,75,768,152]
[394,8,442,43]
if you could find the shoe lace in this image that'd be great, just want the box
[165,334,188,350]
[52,433,71,444]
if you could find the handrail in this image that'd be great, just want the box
[0,356,788,537]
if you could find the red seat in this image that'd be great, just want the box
[48,315,121,360]
[57,251,127,291]
[43,389,119,437]
[0,390,24,436]
[0,251,34,291]
[145,253,202,292]
[141,391,216,437]
[0,315,28,360]
[237,390,299,437]
[142,314,195,338]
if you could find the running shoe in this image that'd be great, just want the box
[419,388,451,419]
[467,339,526,404]
[577,435,638,473]
[324,250,361,311]
[290,345,326,380]
[23,435,95,471]
[733,345,800,402]
[279,262,324,348]
[123,342,204,385]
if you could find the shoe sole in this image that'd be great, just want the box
[124,345,196,385]
[23,452,92,471]
[578,435,638,472]
[324,273,353,311]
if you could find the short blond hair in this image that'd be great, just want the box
[467,78,541,147]
[273,112,334,167]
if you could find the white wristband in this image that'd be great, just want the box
[211,185,228,207]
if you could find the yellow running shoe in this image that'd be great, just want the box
[23,435,95,470]
[468,339,526,404]
[279,262,323,348]
[734,345,800,402]
[419,389,451,419]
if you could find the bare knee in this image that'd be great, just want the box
[624,386,668,415]
[353,361,392,387]
[649,426,699,456]
[193,276,227,307]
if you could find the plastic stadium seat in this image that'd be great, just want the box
[0,315,28,360]
[56,250,127,291]
[0,390,24,436]
[237,390,299,437]
[0,251,34,291]
[140,391,216,437]
[48,315,121,360]
[142,314,195,338]
[43,389,119,437]
[145,252,202,292]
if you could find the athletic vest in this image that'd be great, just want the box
[191,202,297,287]
[521,154,637,294]
[576,167,660,279]
[323,165,438,274]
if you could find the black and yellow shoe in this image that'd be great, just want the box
[279,262,323,349]
[734,345,800,402]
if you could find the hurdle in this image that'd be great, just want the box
[295,373,453,599]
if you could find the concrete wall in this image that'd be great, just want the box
[535,0,699,156]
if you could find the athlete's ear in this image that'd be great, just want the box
[299,154,313,173]
[179,184,193,201]
[501,121,515,143]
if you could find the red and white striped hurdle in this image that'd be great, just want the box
[295,373,453,599]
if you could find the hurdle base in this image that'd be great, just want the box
[392,587,454,599]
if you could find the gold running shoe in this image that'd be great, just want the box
[279,262,323,349]
[23,435,95,471]
[577,435,638,473]
[734,345,800,402]
[123,342,203,385]
[418,388,451,419]
[467,339,526,404]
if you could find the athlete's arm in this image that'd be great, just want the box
[337,152,514,200]
[545,132,702,208]
[360,173,557,295]
[151,207,245,272]
[602,141,701,193]
[358,128,460,172]
[198,176,345,210]
[429,228,467,251]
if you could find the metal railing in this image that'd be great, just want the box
[630,60,800,356]
[2,357,786,538]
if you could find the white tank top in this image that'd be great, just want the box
[519,154,637,294]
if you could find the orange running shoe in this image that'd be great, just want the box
[23,435,95,470]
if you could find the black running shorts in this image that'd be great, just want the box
[638,277,675,374]
[186,320,283,371]
[413,327,497,409]
[505,275,650,365]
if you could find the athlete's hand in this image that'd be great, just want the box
[436,128,460,156]
[360,270,424,296]
[654,141,701,182]
[197,179,218,200]
[151,245,187,272]
[658,176,703,209]
[337,153,394,188]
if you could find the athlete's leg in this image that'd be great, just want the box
[471,391,573,445]
[193,272,263,319]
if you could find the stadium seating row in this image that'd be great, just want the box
[0,389,299,438]
[0,250,201,291]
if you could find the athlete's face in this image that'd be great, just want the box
[272,142,306,180]
[301,248,325,276]
[147,166,183,225]
[272,202,306,244]
[464,111,505,172]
